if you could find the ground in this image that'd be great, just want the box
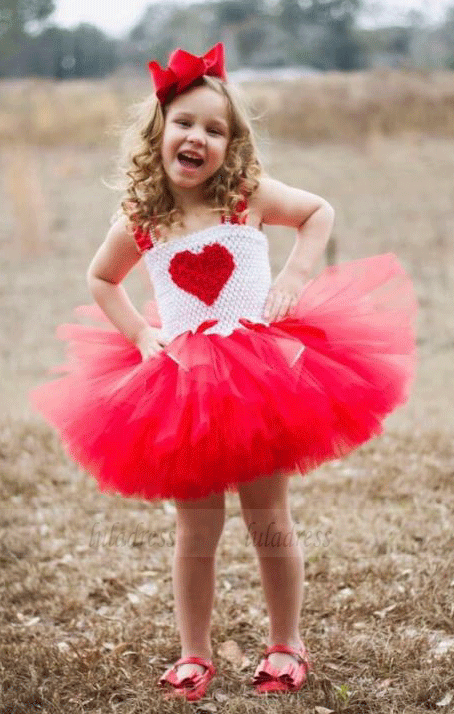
[0,133,453,712]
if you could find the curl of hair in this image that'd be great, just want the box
[106,75,267,244]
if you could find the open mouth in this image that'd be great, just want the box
[177,152,204,169]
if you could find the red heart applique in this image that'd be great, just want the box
[169,243,235,306]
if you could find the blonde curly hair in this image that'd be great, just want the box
[107,75,266,244]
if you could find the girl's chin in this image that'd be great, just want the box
[178,163,201,174]
[165,161,218,188]
[171,166,203,182]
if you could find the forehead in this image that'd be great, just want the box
[166,86,229,127]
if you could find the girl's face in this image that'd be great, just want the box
[161,85,230,202]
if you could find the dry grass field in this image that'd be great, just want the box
[0,72,453,713]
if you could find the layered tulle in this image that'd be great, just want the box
[29,253,417,501]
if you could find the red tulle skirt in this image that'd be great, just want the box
[29,254,417,501]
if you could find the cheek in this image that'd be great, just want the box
[162,128,178,152]
[217,142,228,161]
[162,139,178,162]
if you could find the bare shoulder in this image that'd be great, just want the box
[250,174,334,228]
[87,213,143,283]
[110,212,137,243]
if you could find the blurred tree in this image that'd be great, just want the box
[30,24,118,78]
[237,25,267,59]
[215,0,262,24]
[277,0,363,26]
[71,24,117,78]
[212,0,265,65]
[1,12,118,79]
[0,0,55,35]
[0,0,54,66]
[279,0,365,69]
[316,15,366,69]
[439,6,454,69]
[279,0,307,37]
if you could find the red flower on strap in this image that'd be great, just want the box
[148,42,228,105]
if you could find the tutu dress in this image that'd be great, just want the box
[29,197,417,501]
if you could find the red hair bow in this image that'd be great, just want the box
[148,42,228,105]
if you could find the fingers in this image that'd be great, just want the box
[263,289,297,322]
[140,338,168,361]
[277,292,295,320]
[135,325,169,361]
[263,290,278,320]
[139,340,158,361]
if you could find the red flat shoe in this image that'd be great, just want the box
[158,655,216,701]
[252,642,312,694]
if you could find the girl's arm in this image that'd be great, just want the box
[257,175,335,280]
[86,216,150,344]
[256,176,335,321]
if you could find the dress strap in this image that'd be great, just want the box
[132,217,160,254]
[133,226,153,253]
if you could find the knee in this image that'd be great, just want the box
[176,507,225,555]
[238,472,291,514]
[242,507,297,553]
[242,505,292,534]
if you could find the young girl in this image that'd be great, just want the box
[29,42,417,701]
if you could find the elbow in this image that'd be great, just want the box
[86,258,97,285]
[86,272,97,299]
[321,201,335,231]
[86,270,106,295]
[299,201,335,229]
[86,271,118,290]
[321,200,335,218]
[86,268,97,289]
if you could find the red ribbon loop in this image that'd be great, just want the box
[148,42,227,105]
[195,319,219,333]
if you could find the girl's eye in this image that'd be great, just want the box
[176,120,222,135]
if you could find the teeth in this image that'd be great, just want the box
[178,152,203,164]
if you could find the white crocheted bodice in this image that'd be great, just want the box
[142,223,272,341]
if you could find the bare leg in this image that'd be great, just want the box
[171,489,225,681]
[238,472,305,670]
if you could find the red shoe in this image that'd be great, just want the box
[252,642,312,694]
[158,655,216,701]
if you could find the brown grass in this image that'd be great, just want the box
[1,422,453,712]
[1,75,454,712]
[250,69,454,145]
[1,69,454,147]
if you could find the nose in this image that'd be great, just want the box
[186,125,205,145]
